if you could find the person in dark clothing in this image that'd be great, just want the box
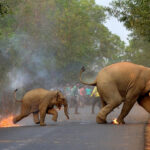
[71,84,80,114]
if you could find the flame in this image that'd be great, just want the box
[0,115,20,128]
[112,118,119,125]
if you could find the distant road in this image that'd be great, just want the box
[0,104,149,150]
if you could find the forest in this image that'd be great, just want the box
[0,0,150,115]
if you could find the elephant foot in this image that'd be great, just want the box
[118,120,125,124]
[35,121,40,124]
[52,117,57,122]
[13,117,17,124]
[120,122,125,124]
[96,116,107,124]
[40,123,46,126]
[66,115,69,120]
[116,118,125,124]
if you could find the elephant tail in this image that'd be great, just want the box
[79,66,96,86]
[13,89,22,102]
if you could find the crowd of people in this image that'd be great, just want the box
[63,84,101,114]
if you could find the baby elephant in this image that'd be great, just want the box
[13,88,69,126]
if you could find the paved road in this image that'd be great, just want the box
[0,104,149,150]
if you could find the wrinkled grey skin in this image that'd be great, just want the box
[13,88,69,126]
[80,62,150,124]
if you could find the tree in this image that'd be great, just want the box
[109,0,150,41]
[0,0,126,88]
[124,35,150,66]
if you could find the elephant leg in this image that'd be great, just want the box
[13,104,30,124]
[117,86,139,124]
[138,96,150,113]
[33,112,40,124]
[96,84,123,124]
[100,99,106,109]
[39,107,47,126]
[96,100,122,124]
[117,98,137,124]
[13,112,30,124]
[47,108,58,122]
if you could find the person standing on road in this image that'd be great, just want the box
[90,86,101,114]
[85,86,92,105]
[79,85,86,107]
[71,84,80,114]
[85,86,92,97]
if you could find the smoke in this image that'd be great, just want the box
[0,29,59,116]
[7,68,30,90]
[6,31,58,90]
[0,0,101,119]
[1,0,96,93]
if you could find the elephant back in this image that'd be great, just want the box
[22,88,50,104]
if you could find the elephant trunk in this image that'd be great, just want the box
[63,100,69,119]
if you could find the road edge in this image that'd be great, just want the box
[145,117,150,150]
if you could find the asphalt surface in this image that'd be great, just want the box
[0,104,149,150]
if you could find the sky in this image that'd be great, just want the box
[95,0,130,45]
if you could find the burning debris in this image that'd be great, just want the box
[112,118,119,125]
[0,115,20,128]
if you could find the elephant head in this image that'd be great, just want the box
[56,91,69,119]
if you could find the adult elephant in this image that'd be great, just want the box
[13,88,69,126]
[80,62,150,124]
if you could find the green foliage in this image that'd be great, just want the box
[0,1,9,16]
[108,0,150,66]
[109,0,150,41]
[0,0,126,87]
[124,35,150,67]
